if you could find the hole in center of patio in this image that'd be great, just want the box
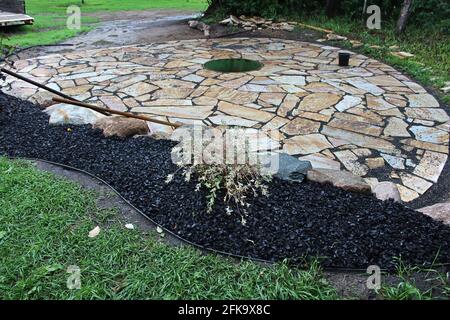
[203,58,263,73]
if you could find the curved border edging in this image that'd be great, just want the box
[7,156,450,274]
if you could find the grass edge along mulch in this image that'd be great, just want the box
[0,156,339,300]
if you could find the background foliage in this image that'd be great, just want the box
[206,0,450,30]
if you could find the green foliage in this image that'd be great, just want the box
[377,260,449,300]
[207,0,449,29]
[0,35,16,62]
[207,0,320,19]
[380,281,432,300]
[410,0,450,30]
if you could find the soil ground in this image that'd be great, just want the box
[12,9,322,59]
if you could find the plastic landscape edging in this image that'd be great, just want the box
[7,156,448,274]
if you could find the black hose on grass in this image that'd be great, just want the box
[7,156,450,274]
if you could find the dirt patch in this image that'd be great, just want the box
[10,10,325,60]
[12,9,203,59]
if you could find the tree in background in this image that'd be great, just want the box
[204,0,448,35]
[325,0,340,17]
[396,0,413,34]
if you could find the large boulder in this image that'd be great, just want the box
[45,103,105,125]
[93,116,149,138]
[373,181,401,202]
[418,203,450,226]
[306,168,371,193]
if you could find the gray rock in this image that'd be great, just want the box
[306,168,372,193]
[45,103,105,125]
[373,181,401,202]
[261,153,312,182]
[418,202,450,226]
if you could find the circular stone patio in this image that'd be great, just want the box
[3,38,449,202]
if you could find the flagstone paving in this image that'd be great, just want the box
[2,38,449,202]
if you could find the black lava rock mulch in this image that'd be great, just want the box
[1,92,449,270]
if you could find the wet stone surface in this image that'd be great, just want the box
[2,38,449,202]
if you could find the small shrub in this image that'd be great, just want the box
[167,163,271,224]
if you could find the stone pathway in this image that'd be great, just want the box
[2,38,449,202]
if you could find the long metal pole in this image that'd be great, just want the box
[52,97,181,128]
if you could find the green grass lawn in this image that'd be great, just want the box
[0,157,338,299]
[1,0,207,47]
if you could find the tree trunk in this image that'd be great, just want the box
[396,0,413,35]
[362,0,368,21]
[325,0,340,17]
[204,0,223,17]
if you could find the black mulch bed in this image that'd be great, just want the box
[1,92,449,270]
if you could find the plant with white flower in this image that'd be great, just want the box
[166,125,273,224]
[168,162,271,224]
[165,174,174,184]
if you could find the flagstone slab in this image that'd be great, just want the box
[328,118,383,136]
[406,93,440,108]
[346,78,385,96]
[145,99,193,106]
[132,106,213,119]
[400,173,433,194]
[283,134,333,155]
[121,82,158,97]
[296,93,341,112]
[384,117,410,137]
[335,95,362,112]
[404,108,449,123]
[2,37,449,202]
[218,101,274,122]
[396,184,420,202]
[334,150,369,176]
[278,94,300,117]
[99,95,127,112]
[321,126,397,154]
[410,126,449,144]
[366,95,397,111]
[281,118,321,135]
[298,154,341,170]
[381,153,406,170]
[209,114,259,127]
[413,151,448,183]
